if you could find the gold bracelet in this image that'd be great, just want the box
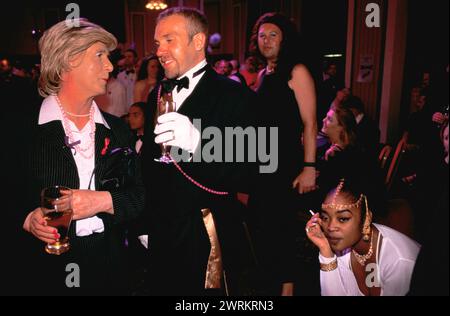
[320,259,338,272]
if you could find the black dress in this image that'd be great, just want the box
[248,69,314,294]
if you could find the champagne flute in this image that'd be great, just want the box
[155,98,176,164]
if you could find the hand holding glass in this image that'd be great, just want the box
[155,99,176,164]
[40,186,73,255]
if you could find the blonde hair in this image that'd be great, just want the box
[38,18,117,97]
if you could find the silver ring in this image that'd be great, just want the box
[305,227,310,233]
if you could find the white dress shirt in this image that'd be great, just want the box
[96,78,128,117]
[117,70,137,109]
[135,135,143,154]
[39,95,108,237]
[355,113,365,125]
[319,224,421,296]
[172,60,208,111]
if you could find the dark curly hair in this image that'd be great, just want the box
[249,13,304,79]
[137,55,164,82]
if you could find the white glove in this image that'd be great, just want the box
[154,112,201,154]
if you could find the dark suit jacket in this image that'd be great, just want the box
[142,67,257,295]
[15,105,145,295]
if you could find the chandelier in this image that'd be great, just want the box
[146,0,168,10]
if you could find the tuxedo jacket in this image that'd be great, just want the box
[142,67,258,295]
[14,104,145,294]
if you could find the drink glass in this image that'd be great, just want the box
[41,186,73,255]
[155,99,176,164]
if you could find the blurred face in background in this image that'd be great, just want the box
[214,60,231,76]
[128,105,145,132]
[0,59,11,74]
[322,109,343,141]
[336,88,351,102]
[326,64,337,77]
[147,59,160,79]
[124,51,137,69]
[416,95,427,111]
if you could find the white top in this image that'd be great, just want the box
[355,113,365,125]
[96,78,128,117]
[135,137,143,154]
[39,96,107,237]
[117,70,137,109]
[172,60,207,111]
[319,224,421,296]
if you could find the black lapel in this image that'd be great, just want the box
[177,68,219,119]
[39,121,77,171]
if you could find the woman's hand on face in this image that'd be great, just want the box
[305,213,333,256]
[23,208,59,244]
[293,168,318,194]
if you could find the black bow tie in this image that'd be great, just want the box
[136,135,144,141]
[126,69,135,75]
[161,76,190,93]
[160,64,210,93]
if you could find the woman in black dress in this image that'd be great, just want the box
[248,13,318,296]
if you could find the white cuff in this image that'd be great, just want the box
[76,216,105,237]
[190,126,201,154]
[319,254,337,264]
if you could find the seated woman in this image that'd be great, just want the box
[306,180,421,296]
[318,105,384,205]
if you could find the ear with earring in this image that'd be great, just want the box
[362,195,372,242]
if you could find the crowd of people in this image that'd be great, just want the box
[0,6,448,296]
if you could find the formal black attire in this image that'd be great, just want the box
[142,66,257,295]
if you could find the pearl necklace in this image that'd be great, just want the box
[352,231,374,266]
[55,95,96,159]
[65,111,91,118]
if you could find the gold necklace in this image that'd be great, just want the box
[352,231,374,266]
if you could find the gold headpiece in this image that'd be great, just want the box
[321,180,365,210]
[321,179,372,242]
